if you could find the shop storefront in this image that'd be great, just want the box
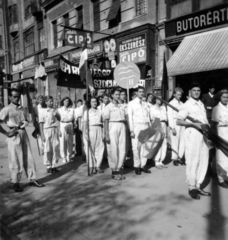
[164,3,228,99]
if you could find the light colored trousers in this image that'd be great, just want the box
[170,123,185,160]
[43,127,59,168]
[59,122,73,161]
[7,129,36,183]
[84,125,104,168]
[131,123,149,168]
[216,126,228,183]
[37,134,44,154]
[155,122,167,162]
[107,122,126,171]
[184,128,209,190]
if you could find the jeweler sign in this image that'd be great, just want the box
[118,34,147,63]
[64,29,93,49]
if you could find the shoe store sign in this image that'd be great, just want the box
[118,34,147,63]
[165,4,228,37]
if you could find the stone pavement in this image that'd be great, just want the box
[0,124,228,240]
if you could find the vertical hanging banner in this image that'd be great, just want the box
[64,29,93,49]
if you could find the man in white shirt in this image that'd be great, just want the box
[128,86,151,175]
[177,82,211,200]
[167,88,185,166]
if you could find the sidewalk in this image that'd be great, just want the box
[0,125,228,240]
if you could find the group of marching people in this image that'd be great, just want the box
[0,82,228,200]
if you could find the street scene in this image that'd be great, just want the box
[1,0,228,240]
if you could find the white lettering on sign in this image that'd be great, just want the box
[176,7,228,34]
[12,62,23,72]
[93,79,118,89]
[120,47,146,63]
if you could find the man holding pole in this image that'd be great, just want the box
[128,86,151,175]
[176,82,211,200]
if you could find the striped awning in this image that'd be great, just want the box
[167,27,228,76]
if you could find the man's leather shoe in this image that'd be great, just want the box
[197,189,211,196]
[47,168,52,173]
[189,189,200,200]
[51,167,59,173]
[13,183,22,192]
[29,180,45,187]
[141,168,151,173]
[173,160,179,166]
[96,168,104,173]
[219,182,228,188]
[135,168,141,175]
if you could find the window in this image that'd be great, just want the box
[24,27,34,56]
[136,0,147,16]
[52,7,83,48]
[24,0,32,19]
[9,4,18,25]
[8,6,12,26]
[13,38,20,62]
[93,0,100,31]
[192,0,200,12]
[38,21,46,50]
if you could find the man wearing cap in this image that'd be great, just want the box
[176,82,211,200]
[128,86,151,175]
[202,85,216,123]
[0,87,44,192]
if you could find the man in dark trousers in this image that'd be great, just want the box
[202,85,216,123]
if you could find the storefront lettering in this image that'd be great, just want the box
[119,47,146,63]
[119,35,146,52]
[93,79,118,89]
[12,56,35,72]
[176,6,228,35]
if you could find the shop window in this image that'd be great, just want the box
[13,38,20,62]
[24,27,35,56]
[107,0,121,29]
[38,21,46,50]
[52,17,64,48]
[24,0,32,19]
[93,0,100,31]
[136,0,147,16]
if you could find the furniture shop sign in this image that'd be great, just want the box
[118,34,147,63]
[165,4,228,37]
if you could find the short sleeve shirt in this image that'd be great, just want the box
[57,106,74,122]
[39,108,59,129]
[212,102,228,126]
[0,103,27,127]
[177,97,208,124]
[83,109,103,126]
[103,102,126,122]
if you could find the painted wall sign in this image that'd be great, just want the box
[64,29,93,49]
[70,42,103,62]
[165,4,228,37]
[118,34,147,63]
[12,56,35,72]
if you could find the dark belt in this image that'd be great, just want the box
[9,127,25,130]
[61,121,73,123]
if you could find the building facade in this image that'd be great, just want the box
[164,0,228,99]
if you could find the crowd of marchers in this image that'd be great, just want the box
[0,83,228,200]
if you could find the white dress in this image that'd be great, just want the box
[212,102,228,183]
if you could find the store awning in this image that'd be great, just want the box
[167,27,228,76]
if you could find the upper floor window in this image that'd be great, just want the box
[24,27,34,56]
[24,0,32,19]
[13,38,20,62]
[52,7,84,49]
[38,21,46,50]
[136,0,147,16]
[8,4,18,25]
[93,0,100,31]
[107,0,121,29]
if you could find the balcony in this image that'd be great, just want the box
[9,23,19,37]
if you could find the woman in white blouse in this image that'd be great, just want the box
[83,97,104,175]
[212,89,228,188]
[57,97,75,163]
[150,96,168,169]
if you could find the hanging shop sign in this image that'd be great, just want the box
[70,42,103,62]
[118,34,147,63]
[64,29,93,49]
[12,56,35,72]
[165,4,228,37]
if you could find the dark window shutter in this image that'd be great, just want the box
[106,0,121,21]
[93,0,100,32]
